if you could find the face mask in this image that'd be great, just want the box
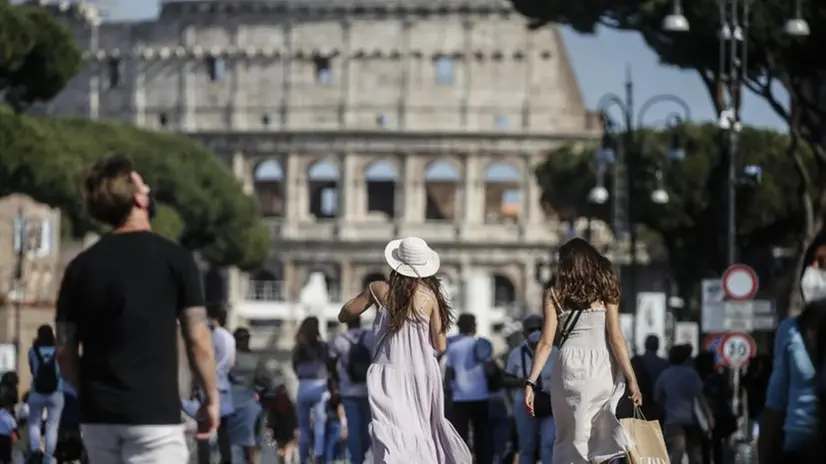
[801,266,826,303]
[147,192,157,220]
[527,330,541,344]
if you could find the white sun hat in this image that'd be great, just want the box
[384,237,440,278]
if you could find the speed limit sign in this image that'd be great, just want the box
[721,333,756,368]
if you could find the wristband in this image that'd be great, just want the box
[524,379,538,390]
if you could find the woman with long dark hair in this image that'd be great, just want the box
[759,237,826,462]
[524,238,640,464]
[27,324,65,463]
[338,236,470,462]
[292,316,329,463]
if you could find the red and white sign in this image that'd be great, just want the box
[722,264,759,301]
[720,333,756,368]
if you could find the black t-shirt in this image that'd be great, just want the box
[55,231,204,425]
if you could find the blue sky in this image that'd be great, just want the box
[99,1,789,193]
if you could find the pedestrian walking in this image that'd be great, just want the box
[227,328,264,464]
[504,314,556,464]
[292,317,330,463]
[27,325,64,463]
[55,155,219,463]
[328,315,374,464]
[445,313,494,464]
[655,344,712,464]
[759,235,826,462]
[524,237,641,464]
[338,236,471,463]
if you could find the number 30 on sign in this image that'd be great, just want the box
[720,333,756,369]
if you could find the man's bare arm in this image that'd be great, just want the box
[55,322,80,388]
[179,306,218,404]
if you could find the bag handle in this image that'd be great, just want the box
[633,405,647,420]
[550,289,583,348]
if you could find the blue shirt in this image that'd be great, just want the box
[765,317,818,452]
[28,346,62,393]
[654,365,704,426]
[445,336,490,402]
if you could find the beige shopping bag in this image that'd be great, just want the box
[620,407,670,464]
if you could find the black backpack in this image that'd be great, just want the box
[346,332,371,383]
[33,348,59,394]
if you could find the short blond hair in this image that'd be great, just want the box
[80,154,137,227]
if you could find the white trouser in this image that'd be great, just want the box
[81,424,188,464]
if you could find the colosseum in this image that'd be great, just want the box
[44,0,600,337]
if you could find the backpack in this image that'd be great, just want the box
[33,348,59,394]
[346,332,371,383]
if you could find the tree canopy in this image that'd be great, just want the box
[537,123,813,315]
[0,106,270,270]
[0,0,82,112]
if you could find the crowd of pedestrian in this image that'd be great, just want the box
[0,153,824,464]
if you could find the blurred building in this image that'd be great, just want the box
[43,0,605,347]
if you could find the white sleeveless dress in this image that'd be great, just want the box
[551,308,630,463]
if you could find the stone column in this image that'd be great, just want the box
[402,155,419,222]
[339,259,353,300]
[284,153,303,222]
[338,153,355,222]
[231,25,246,130]
[283,260,297,301]
[180,25,196,131]
[88,20,101,120]
[132,59,146,126]
[462,155,479,224]
[393,153,407,225]
[232,152,253,195]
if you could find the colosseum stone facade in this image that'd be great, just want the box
[44,0,600,324]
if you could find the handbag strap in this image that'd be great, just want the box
[550,289,582,348]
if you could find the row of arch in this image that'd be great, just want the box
[250,267,518,307]
[255,159,524,221]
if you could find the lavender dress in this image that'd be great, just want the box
[367,287,471,463]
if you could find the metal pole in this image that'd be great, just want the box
[624,70,638,315]
[725,0,739,268]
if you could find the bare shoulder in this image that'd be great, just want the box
[369,281,390,300]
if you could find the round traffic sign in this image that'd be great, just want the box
[722,264,759,300]
[720,333,756,368]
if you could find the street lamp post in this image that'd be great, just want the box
[591,73,690,314]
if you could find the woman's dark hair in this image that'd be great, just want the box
[35,324,55,347]
[0,372,18,387]
[668,344,693,365]
[206,302,228,327]
[292,317,323,364]
[384,270,454,335]
[550,238,620,311]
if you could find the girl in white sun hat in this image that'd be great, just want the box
[338,237,471,463]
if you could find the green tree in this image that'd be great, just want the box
[510,0,826,311]
[0,107,270,270]
[0,2,82,112]
[537,124,813,316]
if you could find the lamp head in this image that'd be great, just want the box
[663,13,690,32]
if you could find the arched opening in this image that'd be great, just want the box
[302,264,342,302]
[254,159,285,217]
[308,161,340,219]
[492,274,516,307]
[484,162,522,223]
[249,264,284,301]
[365,161,398,219]
[361,272,386,289]
[424,160,460,220]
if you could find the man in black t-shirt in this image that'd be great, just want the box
[55,155,220,463]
